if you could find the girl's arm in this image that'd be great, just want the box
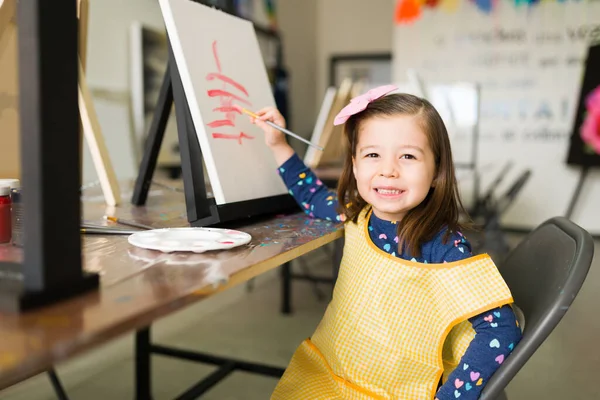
[250,106,343,222]
[277,152,344,222]
[434,233,522,399]
[435,305,522,400]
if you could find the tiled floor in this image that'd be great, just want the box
[1,239,599,399]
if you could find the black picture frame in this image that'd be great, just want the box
[566,43,600,168]
[329,53,392,88]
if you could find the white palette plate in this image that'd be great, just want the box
[128,227,252,253]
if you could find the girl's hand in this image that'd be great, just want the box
[252,106,287,149]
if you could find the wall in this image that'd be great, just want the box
[393,1,600,234]
[277,0,318,156]
[315,0,394,105]
[0,0,137,183]
[82,0,169,185]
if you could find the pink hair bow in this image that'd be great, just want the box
[333,84,398,126]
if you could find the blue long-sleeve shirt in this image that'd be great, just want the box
[278,153,522,399]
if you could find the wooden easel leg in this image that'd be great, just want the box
[77,0,89,187]
[0,0,16,41]
[78,61,121,206]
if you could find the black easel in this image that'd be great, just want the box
[131,43,297,227]
[565,43,600,220]
[565,167,590,219]
[0,0,98,313]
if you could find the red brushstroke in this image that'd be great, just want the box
[205,73,249,97]
[206,41,254,146]
[211,99,238,125]
[212,132,255,144]
[207,89,251,106]
[213,106,241,114]
[212,40,221,73]
[207,119,235,128]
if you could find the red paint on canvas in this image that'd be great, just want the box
[205,40,253,144]
[207,120,235,128]
[205,73,249,97]
[212,40,222,73]
[207,89,251,106]
[211,132,255,144]
[213,106,242,114]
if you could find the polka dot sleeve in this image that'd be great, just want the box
[277,153,345,222]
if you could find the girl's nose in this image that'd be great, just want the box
[378,160,398,178]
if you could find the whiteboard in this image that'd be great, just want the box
[426,82,479,167]
[393,1,600,233]
[159,0,287,205]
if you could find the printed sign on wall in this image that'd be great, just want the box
[393,0,600,232]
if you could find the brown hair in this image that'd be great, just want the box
[336,93,470,257]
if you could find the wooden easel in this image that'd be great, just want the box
[0,0,121,206]
[305,78,354,168]
[0,0,19,179]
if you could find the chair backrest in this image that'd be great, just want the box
[480,217,594,399]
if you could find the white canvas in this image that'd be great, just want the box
[159,0,287,205]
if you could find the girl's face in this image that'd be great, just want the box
[352,115,436,222]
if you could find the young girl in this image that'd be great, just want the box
[250,85,522,399]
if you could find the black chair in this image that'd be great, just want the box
[480,217,595,399]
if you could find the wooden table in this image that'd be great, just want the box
[0,181,343,397]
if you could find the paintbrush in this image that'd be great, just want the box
[81,228,140,235]
[103,215,154,230]
[235,105,324,151]
[81,222,128,230]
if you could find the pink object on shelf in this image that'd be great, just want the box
[581,86,600,154]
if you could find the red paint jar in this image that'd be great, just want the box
[0,185,11,244]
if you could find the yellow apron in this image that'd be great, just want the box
[272,208,513,399]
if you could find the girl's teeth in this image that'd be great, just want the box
[378,189,400,195]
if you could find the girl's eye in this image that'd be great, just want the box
[400,154,416,160]
[365,153,379,158]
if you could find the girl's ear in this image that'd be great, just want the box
[431,171,439,188]
[431,164,441,188]
[352,156,357,177]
